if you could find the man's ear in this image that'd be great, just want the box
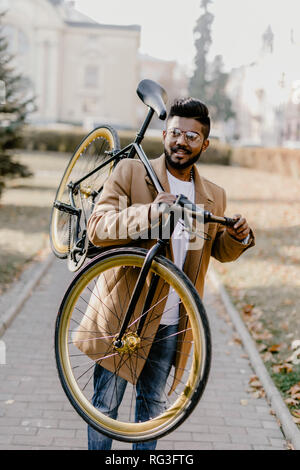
[202,139,210,152]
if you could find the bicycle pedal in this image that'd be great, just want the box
[53,201,81,217]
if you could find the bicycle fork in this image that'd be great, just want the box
[113,208,179,351]
[113,239,167,350]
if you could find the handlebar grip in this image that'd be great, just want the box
[224,217,236,227]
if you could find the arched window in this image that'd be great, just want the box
[2,24,29,56]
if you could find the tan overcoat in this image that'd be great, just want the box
[74,155,255,393]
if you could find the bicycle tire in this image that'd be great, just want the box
[55,247,211,442]
[49,125,120,261]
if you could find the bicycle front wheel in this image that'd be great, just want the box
[50,125,120,259]
[55,247,211,442]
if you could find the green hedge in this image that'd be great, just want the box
[20,127,85,153]
[19,127,231,165]
[201,140,231,165]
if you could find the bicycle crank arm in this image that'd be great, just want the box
[53,201,81,218]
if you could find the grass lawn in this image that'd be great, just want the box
[199,164,300,426]
[1,151,300,426]
[0,151,70,292]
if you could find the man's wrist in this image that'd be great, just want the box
[241,233,251,245]
[227,231,251,244]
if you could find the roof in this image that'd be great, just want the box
[64,21,141,31]
[48,0,140,31]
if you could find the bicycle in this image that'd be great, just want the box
[50,79,236,443]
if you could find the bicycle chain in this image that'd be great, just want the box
[68,213,72,255]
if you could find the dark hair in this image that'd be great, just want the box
[168,98,211,139]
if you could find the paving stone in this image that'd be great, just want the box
[174,441,213,450]
[269,438,288,448]
[262,420,281,429]
[213,443,252,450]
[0,259,288,450]
[192,433,230,443]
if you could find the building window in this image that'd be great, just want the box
[84,66,99,88]
[82,97,99,114]
[2,24,29,56]
[86,34,98,49]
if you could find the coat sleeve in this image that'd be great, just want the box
[211,188,255,262]
[87,160,157,247]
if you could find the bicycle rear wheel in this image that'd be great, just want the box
[55,247,211,442]
[49,126,120,262]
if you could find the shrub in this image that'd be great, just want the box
[20,127,232,166]
[20,127,85,153]
[201,139,231,165]
[118,130,164,159]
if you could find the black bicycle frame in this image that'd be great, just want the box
[69,108,164,195]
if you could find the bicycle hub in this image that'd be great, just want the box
[113,332,141,354]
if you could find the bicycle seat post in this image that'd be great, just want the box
[135,107,155,144]
[127,108,155,161]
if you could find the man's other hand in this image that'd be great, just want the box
[226,214,250,242]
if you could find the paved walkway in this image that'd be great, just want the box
[0,258,288,450]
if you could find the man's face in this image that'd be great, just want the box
[163,116,209,170]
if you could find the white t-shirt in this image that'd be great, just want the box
[160,170,195,325]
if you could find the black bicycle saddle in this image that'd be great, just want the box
[136,79,168,120]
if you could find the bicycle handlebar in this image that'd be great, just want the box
[175,194,236,227]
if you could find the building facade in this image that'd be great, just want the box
[226,26,300,147]
[1,0,141,128]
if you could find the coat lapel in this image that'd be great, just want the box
[145,155,214,284]
[145,154,170,193]
[183,164,214,290]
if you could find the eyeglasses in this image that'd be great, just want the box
[166,127,202,143]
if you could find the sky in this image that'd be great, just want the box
[74,0,300,73]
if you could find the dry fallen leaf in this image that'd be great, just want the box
[250,380,262,388]
[242,304,254,315]
[257,343,268,352]
[232,334,242,345]
[252,390,265,399]
[249,374,259,383]
[285,398,299,406]
[268,344,282,353]
[248,375,265,398]
[252,330,273,341]
[261,351,277,363]
[272,363,293,374]
[292,340,300,349]
[288,348,300,365]
[288,383,300,396]
[240,399,248,406]
[286,442,295,450]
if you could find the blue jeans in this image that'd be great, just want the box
[88,323,178,450]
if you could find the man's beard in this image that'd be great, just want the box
[164,146,203,170]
